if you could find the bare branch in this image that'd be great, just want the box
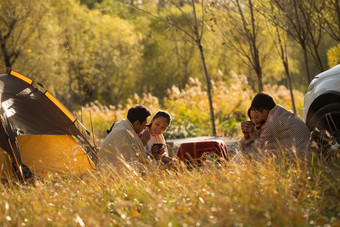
[120,0,196,40]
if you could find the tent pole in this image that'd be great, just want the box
[8,138,25,182]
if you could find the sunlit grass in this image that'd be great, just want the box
[1,152,339,226]
[0,74,330,226]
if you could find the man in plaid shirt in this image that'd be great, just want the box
[237,92,312,161]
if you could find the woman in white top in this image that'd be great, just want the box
[140,110,172,163]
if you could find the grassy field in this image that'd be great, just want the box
[0,78,337,226]
[0,150,339,226]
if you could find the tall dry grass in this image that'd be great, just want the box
[9,75,335,226]
[0,153,339,226]
[77,93,162,140]
[78,74,305,140]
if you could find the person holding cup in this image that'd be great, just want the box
[236,92,312,162]
[241,109,254,140]
[139,110,173,164]
[239,108,258,151]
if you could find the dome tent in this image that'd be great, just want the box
[0,69,98,182]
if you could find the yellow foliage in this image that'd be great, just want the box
[327,43,340,67]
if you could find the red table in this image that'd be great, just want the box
[176,140,228,163]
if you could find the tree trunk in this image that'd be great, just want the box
[191,0,216,136]
[197,42,217,136]
[253,47,263,91]
[256,67,263,92]
[249,0,263,92]
[0,41,13,68]
[336,0,340,35]
[302,44,311,83]
[275,25,297,113]
[283,61,296,113]
[253,30,263,91]
[307,25,324,72]
[310,44,324,72]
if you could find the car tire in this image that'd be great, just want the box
[309,102,340,145]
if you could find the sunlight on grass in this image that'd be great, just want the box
[0,152,338,226]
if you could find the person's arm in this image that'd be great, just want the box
[241,121,254,139]
[161,156,173,164]
[150,143,175,165]
[139,128,151,146]
[239,121,257,151]
[151,144,165,160]
[240,126,266,156]
[239,136,256,154]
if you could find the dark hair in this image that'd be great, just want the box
[247,108,252,119]
[250,92,276,111]
[147,110,172,127]
[127,105,151,124]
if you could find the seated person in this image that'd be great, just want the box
[239,107,266,150]
[139,111,173,164]
[237,92,312,161]
[99,105,151,166]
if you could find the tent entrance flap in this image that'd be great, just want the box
[17,135,95,177]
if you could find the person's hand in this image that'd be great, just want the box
[241,121,254,139]
[139,128,151,146]
[161,156,173,165]
[151,144,165,160]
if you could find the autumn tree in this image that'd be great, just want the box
[313,0,340,68]
[301,0,327,72]
[124,0,217,136]
[273,27,297,113]
[48,0,143,108]
[0,0,47,68]
[140,27,198,98]
[212,0,270,92]
[270,0,326,83]
[314,0,340,42]
[135,4,208,101]
[258,2,297,112]
[92,14,143,106]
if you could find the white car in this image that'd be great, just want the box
[302,64,340,145]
